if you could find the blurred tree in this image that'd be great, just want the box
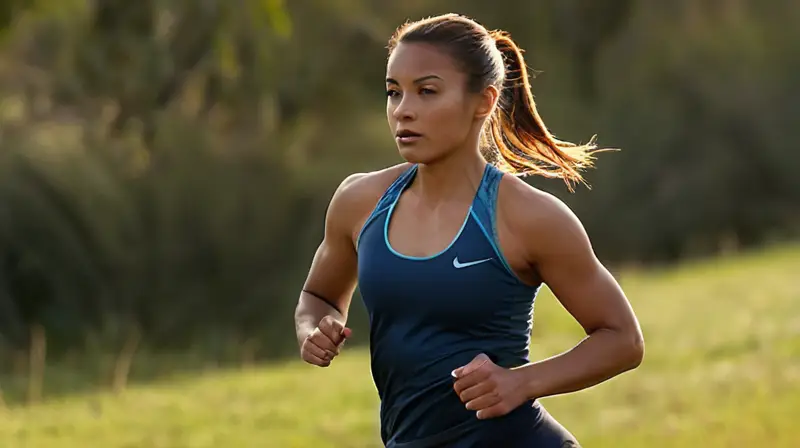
[553,0,635,101]
[0,0,794,365]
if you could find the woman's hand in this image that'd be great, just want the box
[452,353,529,419]
[300,316,352,367]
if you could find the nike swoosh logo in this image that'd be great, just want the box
[452,256,493,269]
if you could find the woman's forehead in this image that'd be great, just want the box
[386,42,462,82]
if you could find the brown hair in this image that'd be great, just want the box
[388,14,606,190]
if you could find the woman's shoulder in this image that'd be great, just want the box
[333,162,412,206]
[326,162,413,237]
[497,175,572,220]
[496,174,590,258]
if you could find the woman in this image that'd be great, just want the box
[294,13,644,448]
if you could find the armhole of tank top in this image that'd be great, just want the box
[355,165,417,251]
[470,167,529,286]
[356,203,391,251]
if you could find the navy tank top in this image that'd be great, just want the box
[356,163,545,447]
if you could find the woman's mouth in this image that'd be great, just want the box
[395,129,423,144]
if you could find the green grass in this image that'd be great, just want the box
[1,244,799,447]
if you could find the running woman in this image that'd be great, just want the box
[295,13,644,448]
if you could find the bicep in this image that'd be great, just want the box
[529,201,638,335]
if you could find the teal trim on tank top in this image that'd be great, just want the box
[384,203,474,261]
[355,162,528,284]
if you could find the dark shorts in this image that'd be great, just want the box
[388,403,580,448]
[452,405,580,448]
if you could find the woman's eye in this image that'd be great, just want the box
[420,88,436,95]
[386,90,399,97]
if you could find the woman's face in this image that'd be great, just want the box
[385,42,487,165]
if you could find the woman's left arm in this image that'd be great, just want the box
[512,190,645,400]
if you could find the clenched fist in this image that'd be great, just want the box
[301,315,352,367]
[452,353,529,419]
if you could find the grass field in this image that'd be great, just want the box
[1,244,799,447]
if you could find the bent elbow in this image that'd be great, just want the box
[625,330,645,369]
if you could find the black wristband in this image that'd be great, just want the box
[302,289,344,315]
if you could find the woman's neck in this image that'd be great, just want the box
[412,149,487,207]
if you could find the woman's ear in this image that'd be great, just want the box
[474,85,500,120]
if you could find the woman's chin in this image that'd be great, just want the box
[398,145,439,164]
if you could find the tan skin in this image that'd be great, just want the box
[295,41,644,419]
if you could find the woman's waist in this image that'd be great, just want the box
[375,352,537,446]
[384,392,543,448]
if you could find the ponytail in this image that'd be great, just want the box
[486,30,602,191]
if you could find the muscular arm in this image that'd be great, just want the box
[294,174,364,350]
[508,186,645,400]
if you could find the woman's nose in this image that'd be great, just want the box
[392,96,417,121]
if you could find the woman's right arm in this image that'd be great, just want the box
[294,173,368,366]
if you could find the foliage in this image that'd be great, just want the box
[0,0,796,360]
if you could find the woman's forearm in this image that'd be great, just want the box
[294,291,346,348]
[514,328,644,400]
